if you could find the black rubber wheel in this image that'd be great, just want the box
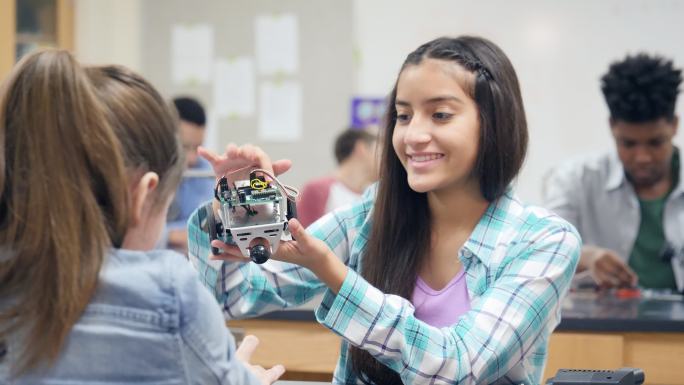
[249,244,270,264]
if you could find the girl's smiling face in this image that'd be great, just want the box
[392,58,481,195]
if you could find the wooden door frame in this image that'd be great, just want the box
[0,0,16,80]
[0,0,74,80]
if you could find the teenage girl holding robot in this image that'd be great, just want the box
[190,36,581,384]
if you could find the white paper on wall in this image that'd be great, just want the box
[203,108,219,153]
[171,24,214,85]
[255,14,299,75]
[213,57,255,118]
[258,81,302,141]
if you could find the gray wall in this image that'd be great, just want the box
[354,0,684,204]
[140,0,354,188]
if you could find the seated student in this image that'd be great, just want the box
[166,96,215,253]
[298,127,379,227]
[189,36,581,384]
[544,53,683,291]
[0,50,283,384]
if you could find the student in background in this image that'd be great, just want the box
[190,36,581,384]
[166,96,215,253]
[544,53,683,291]
[0,50,283,384]
[298,128,378,227]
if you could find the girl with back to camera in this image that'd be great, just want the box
[0,50,283,384]
[190,36,581,384]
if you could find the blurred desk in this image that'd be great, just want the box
[230,291,684,384]
[544,290,684,385]
[228,319,339,382]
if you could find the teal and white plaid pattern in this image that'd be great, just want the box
[188,189,581,384]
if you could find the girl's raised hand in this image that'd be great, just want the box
[198,143,292,183]
[202,143,294,265]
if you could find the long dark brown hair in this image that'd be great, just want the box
[349,36,528,383]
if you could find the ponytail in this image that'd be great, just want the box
[0,50,129,375]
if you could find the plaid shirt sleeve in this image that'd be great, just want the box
[189,189,581,384]
[315,215,581,384]
[186,201,364,319]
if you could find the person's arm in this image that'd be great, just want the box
[172,253,284,385]
[579,245,638,287]
[311,220,581,384]
[543,164,637,287]
[185,143,332,316]
[186,202,329,318]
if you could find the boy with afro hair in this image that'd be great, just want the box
[544,54,684,291]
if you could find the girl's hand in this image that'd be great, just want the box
[209,218,348,293]
[209,239,251,263]
[198,143,292,183]
[200,143,294,247]
[235,335,285,385]
[274,218,334,270]
[276,218,347,293]
[207,218,330,268]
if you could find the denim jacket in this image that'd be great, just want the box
[0,248,259,385]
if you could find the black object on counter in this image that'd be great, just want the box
[546,368,644,385]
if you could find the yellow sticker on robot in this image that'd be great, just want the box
[250,178,268,190]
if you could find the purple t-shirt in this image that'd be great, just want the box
[411,269,470,328]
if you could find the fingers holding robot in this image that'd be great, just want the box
[205,169,298,264]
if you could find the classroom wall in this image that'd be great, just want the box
[73,0,684,202]
[352,0,684,204]
[74,0,142,71]
[139,0,354,190]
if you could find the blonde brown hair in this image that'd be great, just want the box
[85,65,184,205]
[0,52,184,376]
[0,50,129,374]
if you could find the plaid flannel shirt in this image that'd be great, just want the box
[188,189,581,384]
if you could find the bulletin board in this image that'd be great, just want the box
[140,0,355,189]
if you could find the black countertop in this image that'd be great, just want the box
[255,290,684,333]
[555,290,684,332]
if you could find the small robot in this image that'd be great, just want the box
[204,170,297,264]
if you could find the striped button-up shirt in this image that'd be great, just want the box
[188,189,581,384]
